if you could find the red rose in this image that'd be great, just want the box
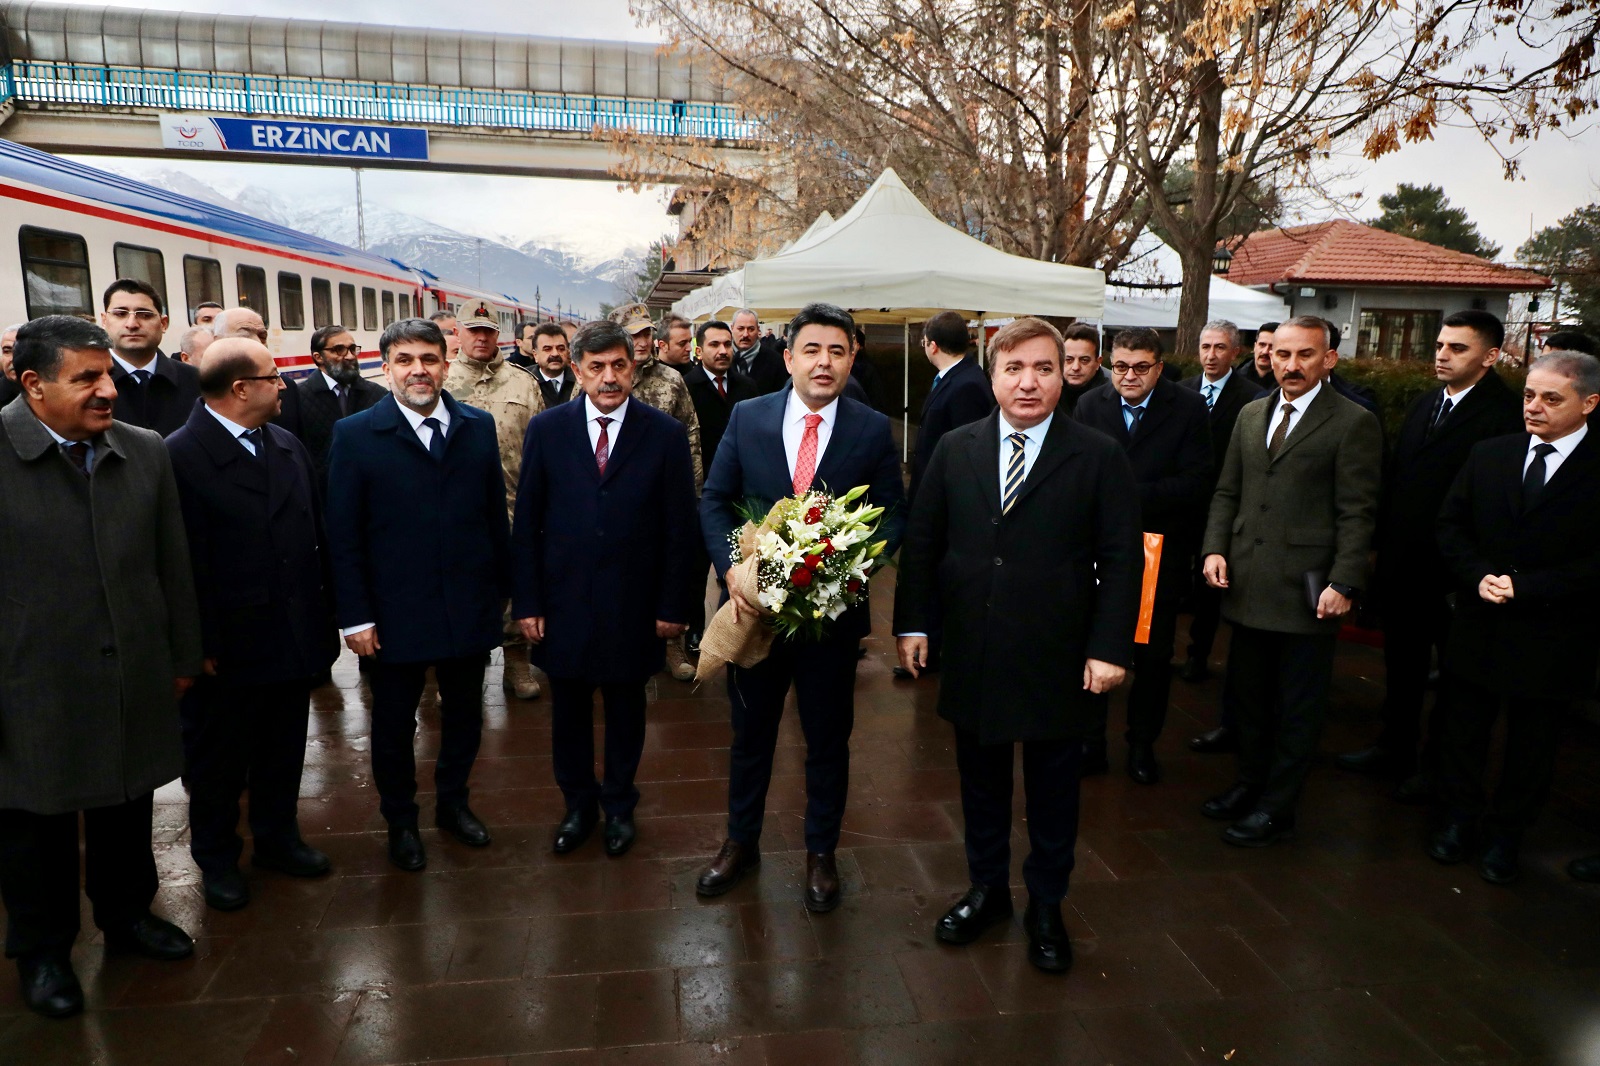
[803,554,823,570]
[821,537,836,555]
[805,506,823,524]
[791,567,814,588]
[846,578,863,594]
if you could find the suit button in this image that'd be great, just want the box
[994,557,1003,566]
[1254,537,1264,545]
[1260,504,1269,512]
[992,517,999,526]
[101,645,116,657]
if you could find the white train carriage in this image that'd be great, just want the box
[0,138,538,379]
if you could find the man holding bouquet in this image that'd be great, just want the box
[696,302,906,912]
[894,317,1143,974]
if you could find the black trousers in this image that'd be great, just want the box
[1187,561,1223,664]
[549,676,648,819]
[1086,594,1179,748]
[1228,625,1337,816]
[954,728,1082,903]
[1437,679,1567,838]
[1377,589,1452,775]
[0,794,157,960]
[182,677,313,877]
[367,655,487,828]
[727,633,857,854]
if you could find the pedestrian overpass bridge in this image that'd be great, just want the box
[0,2,762,180]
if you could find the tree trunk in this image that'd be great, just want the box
[1173,56,1224,360]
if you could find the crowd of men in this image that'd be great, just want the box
[2,273,1599,1019]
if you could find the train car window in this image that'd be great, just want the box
[183,256,224,323]
[381,290,395,327]
[339,283,357,328]
[19,226,93,319]
[112,243,168,311]
[311,278,333,329]
[361,288,377,332]
[399,293,412,318]
[236,266,270,327]
[278,273,306,331]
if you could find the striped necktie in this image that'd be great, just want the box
[1001,431,1028,514]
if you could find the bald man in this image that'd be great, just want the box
[212,306,303,437]
[165,338,338,912]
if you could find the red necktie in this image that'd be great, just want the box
[792,413,822,494]
[595,416,613,475]
[715,374,726,400]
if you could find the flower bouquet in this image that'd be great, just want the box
[693,485,887,682]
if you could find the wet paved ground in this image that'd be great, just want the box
[3,575,1599,1065]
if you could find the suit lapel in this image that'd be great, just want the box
[370,394,433,461]
[1525,430,1598,514]
[600,400,648,484]
[263,425,297,516]
[1008,412,1080,512]
[962,411,1004,517]
[755,390,791,493]
[814,398,865,493]
[1269,385,1337,464]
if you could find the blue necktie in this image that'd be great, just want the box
[1124,403,1144,435]
[423,417,445,460]
[1204,383,1217,409]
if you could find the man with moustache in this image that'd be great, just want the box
[294,323,387,498]
[513,320,698,857]
[101,278,201,437]
[1240,322,1278,388]
[656,313,695,370]
[0,316,202,1018]
[1059,323,1112,413]
[326,318,510,871]
[696,302,906,912]
[1430,352,1600,884]
[731,308,789,394]
[0,322,23,408]
[1338,311,1522,801]
[528,323,578,406]
[165,338,337,911]
[896,317,1142,973]
[1201,316,1382,846]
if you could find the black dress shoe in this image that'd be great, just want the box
[805,851,841,913]
[104,914,193,960]
[1426,821,1474,865]
[552,808,597,854]
[436,804,491,847]
[1189,726,1238,754]
[696,838,760,896]
[252,840,332,877]
[1080,741,1110,777]
[686,631,702,655]
[1126,743,1161,785]
[1391,773,1434,806]
[1201,782,1259,821]
[935,884,1013,945]
[387,825,427,871]
[604,814,636,857]
[202,868,251,911]
[1479,838,1520,885]
[1335,745,1398,775]
[1178,657,1211,683]
[1568,853,1600,883]
[892,666,915,680]
[1023,897,1072,973]
[1222,810,1295,848]
[18,955,83,1019]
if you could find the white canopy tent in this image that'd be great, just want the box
[1095,235,1289,330]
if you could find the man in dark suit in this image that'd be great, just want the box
[1201,316,1382,846]
[695,302,907,912]
[100,278,201,437]
[294,324,387,498]
[165,338,338,912]
[896,317,1142,974]
[0,316,202,1018]
[1338,311,1523,800]
[1181,320,1265,699]
[509,320,538,372]
[527,322,578,406]
[850,325,889,413]
[1,322,24,409]
[1238,322,1278,389]
[513,320,698,857]
[1075,327,1212,783]
[1060,323,1112,412]
[211,306,306,441]
[731,308,789,394]
[326,318,511,872]
[1429,352,1600,884]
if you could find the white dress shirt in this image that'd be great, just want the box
[584,395,629,454]
[1200,367,1232,407]
[204,404,259,455]
[321,369,347,394]
[1264,380,1323,446]
[112,351,157,378]
[1525,421,1587,481]
[782,389,838,477]
[998,411,1053,488]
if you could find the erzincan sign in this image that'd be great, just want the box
[160,114,429,162]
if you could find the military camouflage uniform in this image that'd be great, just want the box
[444,353,545,520]
[631,359,704,492]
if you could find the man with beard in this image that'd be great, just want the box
[731,308,789,394]
[0,322,23,408]
[1059,323,1111,413]
[101,278,200,437]
[528,323,577,406]
[656,313,695,370]
[294,324,386,498]
[326,318,510,871]
[1240,322,1278,388]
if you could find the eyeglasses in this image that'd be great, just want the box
[236,371,283,384]
[1110,361,1161,376]
[106,308,161,322]
[322,344,360,356]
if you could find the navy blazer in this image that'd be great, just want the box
[165,404,336,684]
[294,371,388,497]
[911,355,995,502]
[511,398,698,683]
[700,388,906,641]
[110,351,201,438]
[325,392,510,664]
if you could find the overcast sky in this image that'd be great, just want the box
[38,0,1600,262]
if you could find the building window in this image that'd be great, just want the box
[311,278,333,329]
[183,255,224,324]
[19,226,93,319]
[381,290,395,327]
[339,283,357,328]
[1356,309,1441,360]
[112,243,168,312]
[278,273,305,331]
[236,265,269,327]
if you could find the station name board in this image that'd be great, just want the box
[159,114,429,162]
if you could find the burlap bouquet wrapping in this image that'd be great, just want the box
[694,521,777,682]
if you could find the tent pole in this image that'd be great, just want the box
[902,320,910,462]
[976,314,985,368]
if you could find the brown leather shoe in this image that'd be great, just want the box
[695,838,760,897]
[805,851,841,913]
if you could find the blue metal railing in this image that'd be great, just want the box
[5,61,759,142]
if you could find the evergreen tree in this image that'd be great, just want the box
[1368,184,1502,259]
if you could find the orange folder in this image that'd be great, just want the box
[1135,533,1163,645]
